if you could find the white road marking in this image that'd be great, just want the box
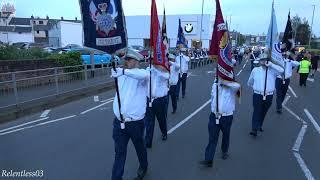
[94,96,100,102]
[292,125,308,152]
[0,115,76,136]
[168,99,211,134]
[207,71,214,74]
[304,109,320,134]
[283,95,290,106]
[283,96,314,180]
[288,86,298,98]
[80,100,114,115]
[283,106,306,124]
[40,109,51,118]
[101,97,114,103]
[0,117,49,133]
[307,78,314,82]
[236,70,242,77]
[187,72,192,78]
[317,69,320,72]
[242,64,246,69]
[293,152,315,180]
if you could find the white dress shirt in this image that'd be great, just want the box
[277,59,300,79]
[247,62,284,94]
[147,66,170,99]
[211,81,241,116]
[113,69,149,122]
[176,54,190,73]
[169,61,180,86]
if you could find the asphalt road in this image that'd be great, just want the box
[0,61,319,180]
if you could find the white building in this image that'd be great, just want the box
[48,21,83,47]
[126,14,214,48]
[0,17,33,44]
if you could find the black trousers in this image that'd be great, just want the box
[252,93,273,131]
[299,73,308,86]
[169,85,178,111]
[276,78,290,110]
[176,73,187,98]
[205,113,233,161]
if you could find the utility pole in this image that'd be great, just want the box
[200,0,204,47]
[308,5,315,48]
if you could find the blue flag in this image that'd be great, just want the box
[266,1,279,49]
[265,1,283,66]
[79,0,127,54]
[176,19,188,48]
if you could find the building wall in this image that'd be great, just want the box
[125,14,213,48]
[60,21,83,47]
[48,22,61,47]
[0,32,33,43]
[34,30,46,38]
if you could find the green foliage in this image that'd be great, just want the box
[47,51,82,67]
[292,15,311,45]
[47,52,83,74]
[0,45,49,60]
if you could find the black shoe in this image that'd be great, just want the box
[249,131,257,137]
[276,109,282,114]
[222,153,229,160]
[134,168,147,180]
[145,144,152,149]
[259,128,264,132]
[199,160,213,167]
[182,95,185,99]
[162,134,167,141]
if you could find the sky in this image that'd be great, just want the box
[9,0,320,36]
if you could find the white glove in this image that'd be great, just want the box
[111,68,124,78]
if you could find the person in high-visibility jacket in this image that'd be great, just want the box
[299,54,312,87]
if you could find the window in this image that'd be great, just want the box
[39,21,43,25]
[33,21,36,24]
[37,31,40,34]
[143,39,150,48]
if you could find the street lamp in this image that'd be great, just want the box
[308,5,316,48]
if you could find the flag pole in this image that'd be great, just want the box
[263,0,274,101]
[112,58,125,129]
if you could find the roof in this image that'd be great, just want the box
[0,26,32,33]
[8,18,30,26]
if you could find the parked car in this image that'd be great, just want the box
[12,42,47,49]
[130,45,150,57]
[68,47,113,65]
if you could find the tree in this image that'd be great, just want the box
[291,15,311,45]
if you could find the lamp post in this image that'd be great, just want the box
[308,5,316,48]
[200,0,204,47]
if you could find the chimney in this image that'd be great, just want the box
[31,15,34,19]
[46,15,49,20]
[75,17,77,21]
[61,16,64,20]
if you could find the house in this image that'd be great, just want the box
[48,20,83,47]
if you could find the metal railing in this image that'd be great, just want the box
[0,58,213,109]
[0,64,113,109]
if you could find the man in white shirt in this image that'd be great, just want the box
[168,54,180,114]
[111,48,149,180]
[247,53,284,137]
[145,63,170,148]
[176,48,190,99]
[200,78,241,167]
[275,52,300,114]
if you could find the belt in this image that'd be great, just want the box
[254,91,273,96]
[213,112,233,117]
[123,117,143,122]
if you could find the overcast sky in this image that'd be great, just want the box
[12,0,320,36]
